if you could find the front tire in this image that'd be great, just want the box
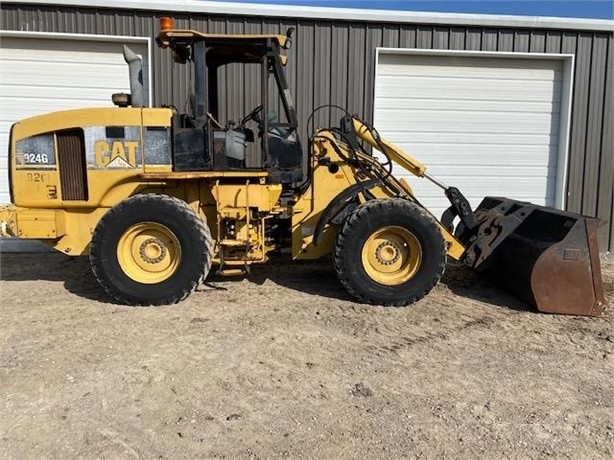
[90,194,213,306]
[333,198,446,306]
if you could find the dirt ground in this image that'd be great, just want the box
[0,252,612,459]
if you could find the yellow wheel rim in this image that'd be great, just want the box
[117,222,181,284]
[361,225,422,286]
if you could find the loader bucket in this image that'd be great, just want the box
[456,197,607,316]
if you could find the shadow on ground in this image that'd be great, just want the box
[0,252,114,303]
[1,252,538,312]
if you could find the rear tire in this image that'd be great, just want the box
[90,194,213,306]
[333,198,446,306]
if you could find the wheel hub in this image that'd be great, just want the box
[139,237,167,264]
[374,240,402,266]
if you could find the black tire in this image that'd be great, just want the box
[333,198,446,306]
[90,194,213,306]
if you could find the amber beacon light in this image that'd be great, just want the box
[160,17,174,31]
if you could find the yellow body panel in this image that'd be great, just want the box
[141,108,174,127]
[14,107,142,137]
[9,170,60,208]
[213,183,282,211]
[52,208,111,254]
[0,205,109,254]
[0,207,62,239]
[291,134,353,258]
[291,131,393,259]
[11,107,174,208]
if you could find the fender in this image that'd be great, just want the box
[313,178,380,246]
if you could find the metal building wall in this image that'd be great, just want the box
[2,4,612,251]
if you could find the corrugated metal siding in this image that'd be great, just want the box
[1,4,612,252]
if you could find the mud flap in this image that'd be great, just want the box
[456,197,607,316]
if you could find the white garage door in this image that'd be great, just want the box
[0,33,149,205]
[374,51,571,222]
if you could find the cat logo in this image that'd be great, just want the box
[94,140,139,168]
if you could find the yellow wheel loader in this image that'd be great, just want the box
[0,18,607,315]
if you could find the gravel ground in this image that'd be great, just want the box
[1,252,613,459]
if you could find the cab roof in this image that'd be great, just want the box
[157,29,289,65]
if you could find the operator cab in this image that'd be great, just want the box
[156,19,302,184]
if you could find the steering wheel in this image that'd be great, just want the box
[240,105,264,126]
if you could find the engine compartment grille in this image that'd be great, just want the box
[57,129,88,201]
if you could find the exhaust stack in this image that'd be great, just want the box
[122,45,144,108]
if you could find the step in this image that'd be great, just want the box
[218,239,249,247]
[219,259,259,266]
[216,268,248,277]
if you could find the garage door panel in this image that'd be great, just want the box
[3,73,129,91]
[380,54,563,77]
[2,88,119,106]
[412,181,556,196]
[407,150,560,167]
[376,77,561,102]
[430,165,557,178]
[376,110,558,135]
[374,52,565,212]
[1,39,149,100]
[400,142,558,156]
[4,64,131,87]
[0,34,149,207]
[376,98,561,113]
[378,70,562,86]
[386,159,558,181]
[409,184,555,202]
[2,37,146,64]
[405,178,556,218]
[378,67,562,83]
[382,132,559,146]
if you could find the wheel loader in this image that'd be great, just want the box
[0,18,607,316]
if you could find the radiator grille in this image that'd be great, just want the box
[57,129,88,201]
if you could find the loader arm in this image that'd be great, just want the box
[338,116,465,261]
[350,116,477,232]
[352,117,426,178]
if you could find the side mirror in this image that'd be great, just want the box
[283,27,295,50]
